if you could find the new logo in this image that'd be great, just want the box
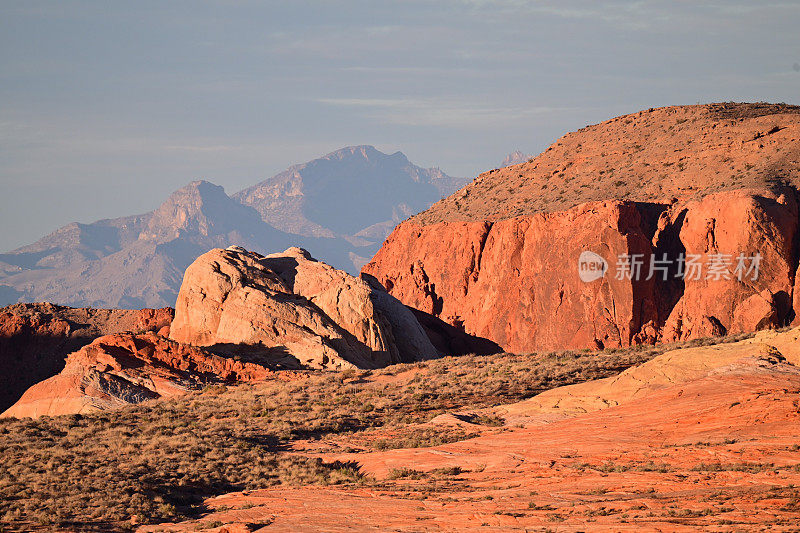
[578,251,608,282]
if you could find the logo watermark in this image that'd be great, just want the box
[578,251,608,282]
[578,252,762,282]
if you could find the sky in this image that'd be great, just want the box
[1,0,799,251]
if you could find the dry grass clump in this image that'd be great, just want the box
[0,409,361,531]
[371,427,479,451]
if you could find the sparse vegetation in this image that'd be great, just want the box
[387,468,426,480]
[372,427,478,450]
[0,411,363,530]
[413,103,800,227]
[0,342,677,530]
[0,331,772,530]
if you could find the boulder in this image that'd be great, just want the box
[170,247,437,369]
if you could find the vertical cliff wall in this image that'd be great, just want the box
[364,104,800,353]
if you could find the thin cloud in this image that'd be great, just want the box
[457,0,668,28]
[457,0,800,30]
[317,97,573,127]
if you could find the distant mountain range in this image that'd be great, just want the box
[0,146,468,309]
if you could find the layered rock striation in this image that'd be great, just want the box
[2,331,276,418]
[0,304,173,411]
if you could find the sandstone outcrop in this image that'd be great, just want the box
[170,246,437,369]
[500,327,800,419]
[364,104,800,352]
[365,201,660,352]
[2,331,274,418]
[657,189,798,341]
[0,303,173,411]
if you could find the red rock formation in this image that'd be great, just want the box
[2,331,275,418]
[366,201,662,352]
[364,104,800,352]
[0,304,174,411]
[366,189,799,352]
[658,189,798,341]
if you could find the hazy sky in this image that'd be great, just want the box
[2,1,799,251]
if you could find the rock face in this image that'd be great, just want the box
[170,246,437,369]
[364,104,800,352]
[366,201,661,353]
[658,189,798,341]
[2,332,274,419]
[0,303,173,411]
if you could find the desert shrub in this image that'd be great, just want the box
[386,468,426,480]
[372,427,478,451]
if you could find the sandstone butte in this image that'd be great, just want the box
[1,332,286,419]
[141,327,800,532]
[170,246,438,370]
[363,102,800,353]
[0,303,173,412]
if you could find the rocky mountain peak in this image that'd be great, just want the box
[323,145,389,162]
[234,146,468,239]
[0,146,464,309]
[141,180,258,241]
[500,150,530,168]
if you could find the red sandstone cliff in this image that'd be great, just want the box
[365,201,660,352]
[364,103,800,352]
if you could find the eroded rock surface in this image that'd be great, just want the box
[500,328,800,419]
[0,304,173,411]
[2,331,275,419]
[170,246,437,369]
[142,326,800,533]
[365,201,663,352]
[658,189,798,341]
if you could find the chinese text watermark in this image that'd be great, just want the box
[578,252,761,282]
